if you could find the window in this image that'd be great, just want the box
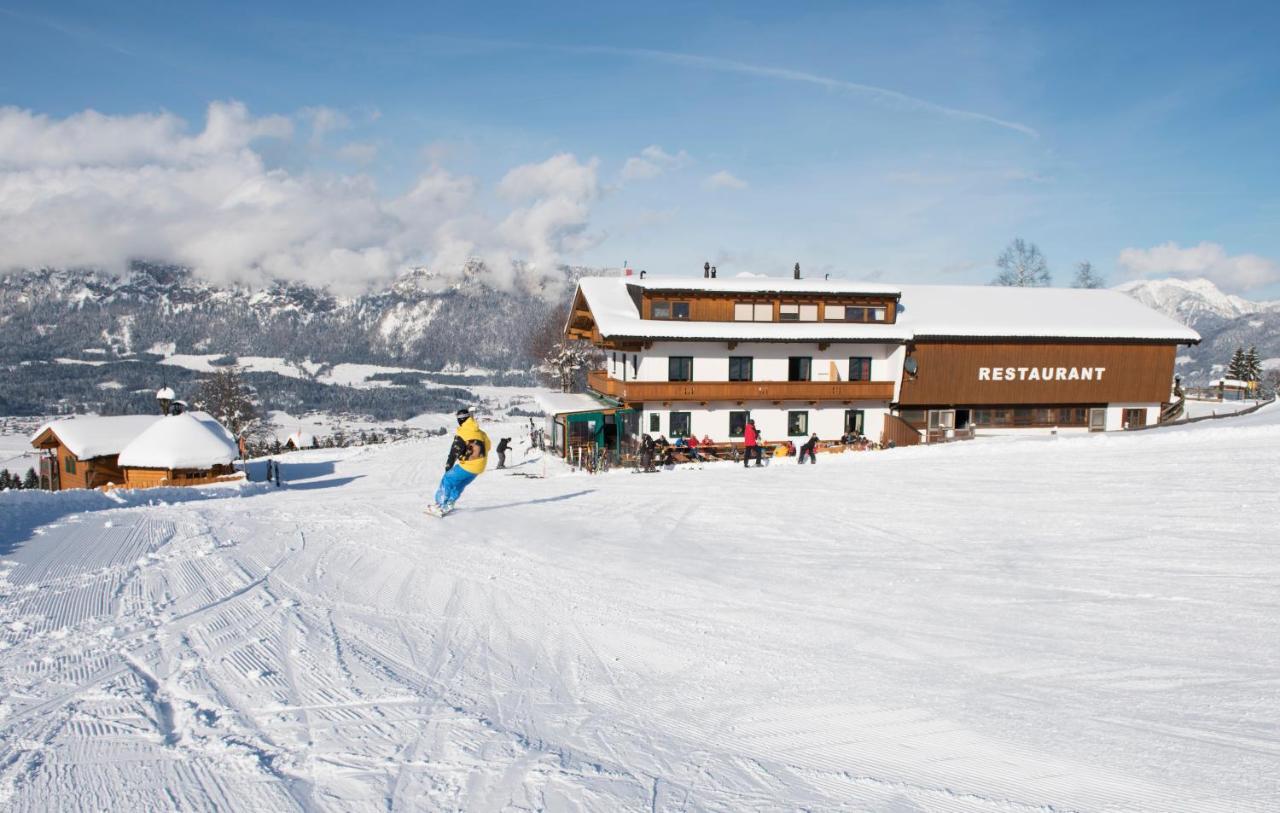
[846,306,866,322]
[611,352,617,375]
[64,454,76,475]
[734,302,773,321]
[788,356,811,382]
[631,354,640,376]
[1123,408,1147,430]
[671,301,690,320]
[833,305,889,322]
[824,304,844,320]
[798,304,818,321]
[871,307,887,322]
[787,411,808,436]
[729,410,750,437]
[670,412,692,438]
[651,300,670,319]
[849,357,872,381]
[668,356,693,381]
[728,356,753,381]
[649,413,660,432]
[779,304,799,322]
[844,409,865,436]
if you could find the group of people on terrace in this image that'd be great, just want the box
[634,421,872,472]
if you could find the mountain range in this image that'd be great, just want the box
[1,266,1274,417]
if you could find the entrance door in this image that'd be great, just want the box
[1122,408,1147,430]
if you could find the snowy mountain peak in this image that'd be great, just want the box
[1114,277,1277,326]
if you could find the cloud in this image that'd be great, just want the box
[336,141,378,164]
[1117,241,1280,292]
[549,44,1039,139]
[620,145,690,182]
[0,102,604,292]
[300,106,351,145]
[704,170,748,190]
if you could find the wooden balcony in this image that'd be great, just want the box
[586,370,894,403]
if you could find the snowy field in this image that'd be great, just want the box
[1,407,1279,810]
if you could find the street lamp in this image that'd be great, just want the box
[156,385,176,416]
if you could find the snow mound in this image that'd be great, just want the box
[30,415,162,460]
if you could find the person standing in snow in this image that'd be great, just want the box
[495,437,511,469]
[798,433,819,464]
[743,419,763,468]
[639,433,656,472]
[430,407,490,515]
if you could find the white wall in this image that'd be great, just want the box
[1105,403,1160,432]
[628,341,903,383]
[642,401,887,442]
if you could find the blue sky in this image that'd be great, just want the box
[2,1,1279,294]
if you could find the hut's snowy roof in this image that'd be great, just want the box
[30,415,162,459]
[286,430,316,447]
[117,412,239,469]
[536,392,616,416]
[573,277,1200,344]
[628,276,901,296]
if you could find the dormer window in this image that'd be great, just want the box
[825,305,888,322]
[734,302,772,321]
[651,300,690,320]
[779,304,818,322]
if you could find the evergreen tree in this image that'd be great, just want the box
[1243,346,1262,382]
[1227,347,1246,380]
[1071,261,1105,289]
[23,468,39,489]
[992,238,1051,287]
[0,469,11,490]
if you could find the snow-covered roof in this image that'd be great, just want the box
[895,285,1202,342]
[575,277,913,342]
[117,412,239,469]
[628,275,901,296]
[1210,378,1252,388]
[30,415,162,459]
[572,277,1201,344]
[286,430,316,447]
[536,392,616,415]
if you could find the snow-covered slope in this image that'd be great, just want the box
[2,407,1278,810]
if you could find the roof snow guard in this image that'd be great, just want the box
[571,276,1200,344]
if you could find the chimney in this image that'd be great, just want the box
[639,269,646,279]
[793,262,801,280]
[703,261,710,279]
[711,266,717,278]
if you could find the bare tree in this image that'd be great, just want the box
[193,366,270,445]
[993,239,1051,287]
[1071,261,1105,289]
[529,309,600,392]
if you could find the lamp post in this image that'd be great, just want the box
[156,385,176,416]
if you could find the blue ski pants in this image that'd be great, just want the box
[435,465,477,508]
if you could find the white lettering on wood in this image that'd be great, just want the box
[978,367,991,380]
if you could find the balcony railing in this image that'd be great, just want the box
[586,370,894,403]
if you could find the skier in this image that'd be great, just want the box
[638,434,656,472]
[427,407,490,517]
[495,437,511,469]
[798,433,819,464]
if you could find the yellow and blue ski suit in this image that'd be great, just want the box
[435,417,489,509]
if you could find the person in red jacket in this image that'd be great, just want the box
[743,419,763,468]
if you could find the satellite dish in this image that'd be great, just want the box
[904,358,919,376]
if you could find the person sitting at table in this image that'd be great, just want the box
[685,433,703,461]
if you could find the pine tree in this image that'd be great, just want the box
[1071,261,1105,289]
[1227,347,1246,380]
[1244,346,1262,382]
[992,239,1051,287]
[23,468,39,489]
[0,469,11,490]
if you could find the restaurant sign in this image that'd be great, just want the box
[978,366,1106,382]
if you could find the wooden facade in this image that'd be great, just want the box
[29,432,125,490]
[587,369,894,404]
[636,288,899,324]
[898,341,1178,407]
[120,465,240,489]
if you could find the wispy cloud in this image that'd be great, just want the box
[704,170,748,190]
[1118,241,1280,292]
[620,145,690,182]
[564,44,1039,139]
